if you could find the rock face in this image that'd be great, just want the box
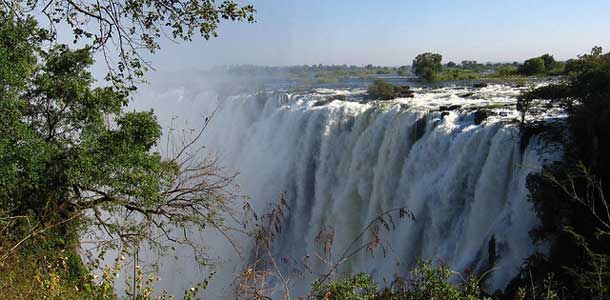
[313,98,334,107]
[313,95,347,106]
[440,105,462,111]
[396,85,415,98]
[459,92,475,98]
[474,109,496,125]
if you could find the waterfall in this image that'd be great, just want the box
[131,84,555,297]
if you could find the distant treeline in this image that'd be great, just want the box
[218,53,571,85]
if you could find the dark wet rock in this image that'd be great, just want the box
[520,123,545,154]
[393,85,415,98]
[413,116,427,142]
[473,82,488,88]
[313,95,347,106]
[441,111,450,118]
[439,105,462,111]
[474,109,496,125]
[313,99,334,107]
[459,92,475,98]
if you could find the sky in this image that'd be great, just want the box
[100,0,610,73]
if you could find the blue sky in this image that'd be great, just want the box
[110,0,610,71]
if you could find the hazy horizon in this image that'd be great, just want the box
[139,0,610,71]
[84,0,610,78]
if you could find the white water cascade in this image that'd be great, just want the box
[132,82,555,297]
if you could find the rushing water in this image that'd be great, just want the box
[130,82,557,297]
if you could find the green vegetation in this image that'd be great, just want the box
[0,1,251,298]
[313,260,491,300]
[5,0,254,89]
[1,0,610,298]
[284,64,406,85]
[409,52,565,83]
[517,54,565,76]
[515,46,610,300]
[412,52,443,82]
[492,65,519,77]
[437,68,480,81]
[219,53,571,87]
[519,57,546,75]
[311,259,564,300]
[367,78,413,100]
[367,78,396,99]
[366,78,413,100]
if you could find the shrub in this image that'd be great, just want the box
[494,65,519,77]
[313,273,378,300]
[313,260,490,300]
[367,78,397,100]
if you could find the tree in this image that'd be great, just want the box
[446,61,457,68]
[412,52,442,82]
[397,65,410,76]
[517,47,610,300]
[540,53,557,69]
[2,0,255,89]
[1,10,236,275]
[519,57,546,75]
[564,46,606,75]
[1,0,254,296]
[461,60,480,70]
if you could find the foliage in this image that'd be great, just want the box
[491,65,519,77]
[2,0,255,88]
[367,78,397,100]
[0,248,212,300]
[562,228,610,300]
[284,65,406,85]
[437,68,480,81]
[367,79,412,100]
[313,273,378,300]
[519,57,546,75]
[0,10,237,298]
[540,54,557,70]
[516,54,565,76]
[413,52,443,82]
[517,46,610,300]
[563,46,606,76]
[313,260,493,300]
[397,65,410,76]
[461,60,485,71]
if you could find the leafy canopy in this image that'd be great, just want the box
[519,57,546,75]
[0,13,233,266]
[2,0,255,89]
[517,46,610,300]
[412,52,443,82]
